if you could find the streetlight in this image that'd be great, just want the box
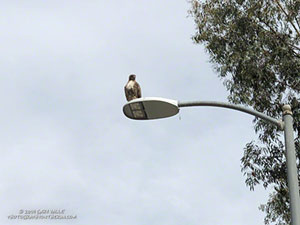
[123,97,300,225]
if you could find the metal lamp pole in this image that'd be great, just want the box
[123,98,300,225]
[283,105,300,225]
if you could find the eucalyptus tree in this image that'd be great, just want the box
[189,0,300,224]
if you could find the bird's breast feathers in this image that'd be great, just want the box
[126,80,135,89]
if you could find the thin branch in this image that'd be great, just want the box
[292,0,300,31]
[275,0,300,38]
[258,19,300,57]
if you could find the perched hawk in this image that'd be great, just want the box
[124,74,142,101]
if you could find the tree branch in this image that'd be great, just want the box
[258,19,300,56]
[275,0,300,38]
[290,0,300,33]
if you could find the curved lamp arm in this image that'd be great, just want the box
[178,101,284,130]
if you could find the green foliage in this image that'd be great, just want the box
[189,0,300,224]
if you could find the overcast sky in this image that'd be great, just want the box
[0,1,273,225]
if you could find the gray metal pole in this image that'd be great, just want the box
[283,105,300,225]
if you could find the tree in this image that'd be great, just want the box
[189,0,300,224]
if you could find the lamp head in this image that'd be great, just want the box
[123,97,179,120]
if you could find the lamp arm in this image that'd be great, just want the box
[178,101,284,130]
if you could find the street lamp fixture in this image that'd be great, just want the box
[123,97,179,120]
[123,97,300,225]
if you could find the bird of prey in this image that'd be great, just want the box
[124,74,142,101]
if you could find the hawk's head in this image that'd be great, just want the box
[129,74,136,81]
